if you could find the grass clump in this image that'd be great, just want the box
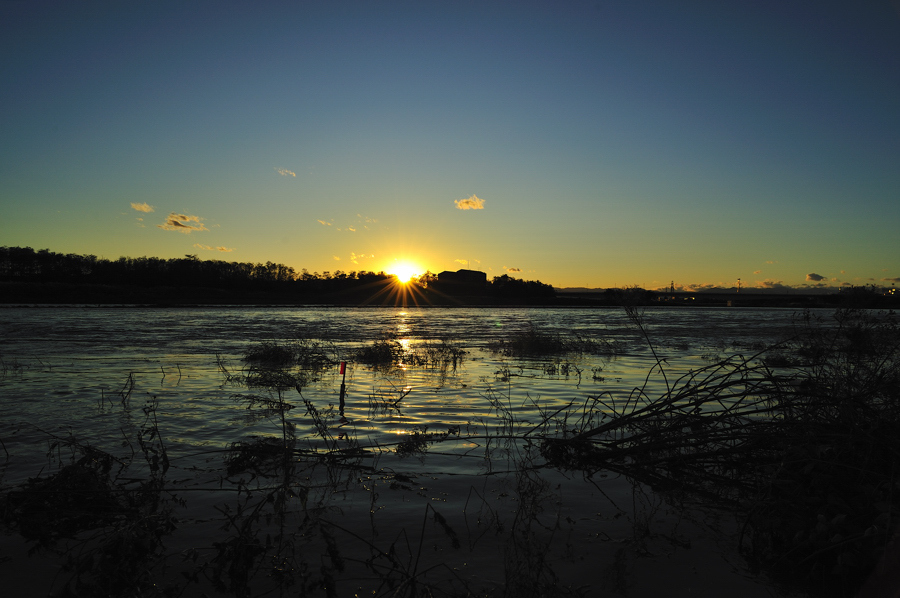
[395,426,430,457]
[355,337,467,371]
[488,323,620,357]
[0,352,26,380]
[233,339,338,389]
[355,338,404,368]
[407,339,467,369]
[225,436,292,477]
[0,400,178,596]
[1,449,130,543]
[243,339,336,369]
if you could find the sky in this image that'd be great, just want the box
[2,0,899,292]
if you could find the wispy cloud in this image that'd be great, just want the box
[883,277,900,283]
[681,283,729,292]
[358,214,378,229]
[806,273,826,281]
[455,258,481,266]
[275,167,296,177]
[158,213,208,234]
[319,215,378,232]
[756,279,790,290]
[193,243,234,252]
[454,194,485,210]
[131,202,155,213]
[505,267,521,274]
[753,270,762,274]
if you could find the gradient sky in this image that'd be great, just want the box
[2,1,898,291]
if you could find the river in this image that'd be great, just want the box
[0,305,810,597]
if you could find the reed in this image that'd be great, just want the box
[0,399,179,596]
[540,308,900,597]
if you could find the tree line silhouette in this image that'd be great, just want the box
[0,246,556,304]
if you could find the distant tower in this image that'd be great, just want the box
[737,278,741,293]
[670,280,675,294]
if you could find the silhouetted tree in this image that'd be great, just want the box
[0,247,561,305]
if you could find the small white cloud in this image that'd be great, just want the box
[131,202,155,213]
[275,167,296,177]
[158,213,208,234]
[317,219,333,226]
[454,194,485,210]
[193,243,234,253]
[349,252,375,265]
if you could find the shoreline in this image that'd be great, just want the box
[2,281,895,309]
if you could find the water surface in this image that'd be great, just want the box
[0,306,806,596]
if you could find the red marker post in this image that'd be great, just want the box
[339,361,347,408]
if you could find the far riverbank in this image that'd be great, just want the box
[2,280,896,309]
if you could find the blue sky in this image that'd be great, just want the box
[2,0,898,290]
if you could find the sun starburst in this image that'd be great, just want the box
[388,262,421,283]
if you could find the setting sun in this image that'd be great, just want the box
[388,261,421,283]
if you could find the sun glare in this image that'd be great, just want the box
[389,262,421,283]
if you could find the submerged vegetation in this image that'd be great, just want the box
[1,308,899,596]
[355,337,466,371]
[487,322,623,357]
